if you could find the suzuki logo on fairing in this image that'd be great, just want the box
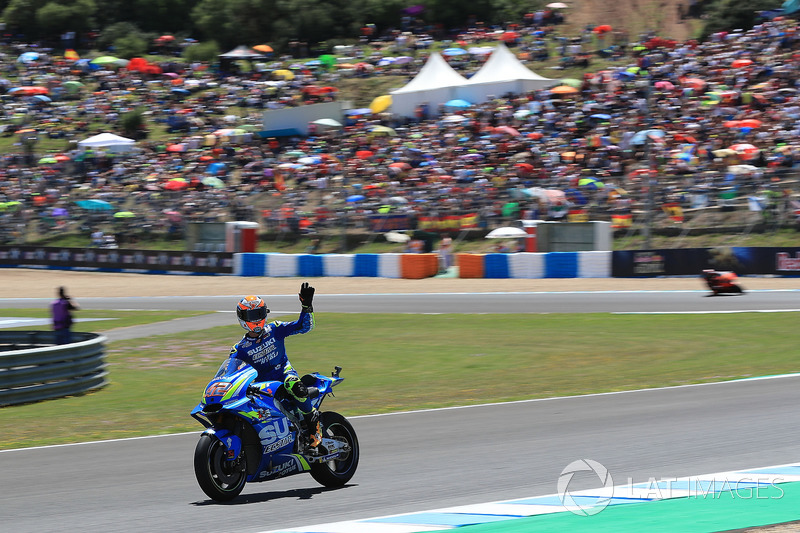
[270,460,297,476]
[258,419,291,445]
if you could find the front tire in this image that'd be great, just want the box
[310,411,359,487]
[194,434,247,501]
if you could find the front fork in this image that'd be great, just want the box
[203,428,243,463]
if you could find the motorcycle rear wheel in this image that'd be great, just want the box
[194,434,247,501]
[310,411,359,487]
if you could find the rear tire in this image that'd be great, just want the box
[194,434,247,501]
[310,411,359,487]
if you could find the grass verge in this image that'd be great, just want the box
[0,312,797,450]
[0,308,214,332]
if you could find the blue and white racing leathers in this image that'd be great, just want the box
[229,310,314,412]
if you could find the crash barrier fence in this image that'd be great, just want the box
[2,246,798,278]
[234,251,613,278]
[233,247,800,278]
[0,331,109,407]
[0,245,234,274]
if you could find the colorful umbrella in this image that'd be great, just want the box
[369,95,392,114]
[442,48,468,56]
[369,125,397,136]
[76,199,114,211]
[91,56,121,65]
[578,178,605,189]
[273,69,295,80]
[202,176,225,189]
[444,99,472,108]
[550,85,579,95]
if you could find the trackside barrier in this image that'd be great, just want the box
[457,254,484,278]
[400,253,439,279]
[0,331,109,407]
[231,252,613,278]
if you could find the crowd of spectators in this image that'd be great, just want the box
[2,10,800,247]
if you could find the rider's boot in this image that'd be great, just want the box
[306,410,321,448]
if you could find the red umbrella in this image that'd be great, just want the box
[9,86,49,96]
[738,119,763,128]
[731,58,752,68]
[166,143,186,152]
[127,57,149,72]
[163,179,189,190]
[356,150,374,159]
[388,162,411,169]
[593,25,612,34]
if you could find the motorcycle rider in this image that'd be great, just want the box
[229,282,321,448]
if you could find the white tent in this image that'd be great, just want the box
[390,52,468,118]
[78,133,136,153]
[457,43,555,104]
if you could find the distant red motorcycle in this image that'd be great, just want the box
[701,269,744,295]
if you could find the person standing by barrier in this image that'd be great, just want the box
[51,287,79,345]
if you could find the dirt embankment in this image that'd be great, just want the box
[560,0,696,42]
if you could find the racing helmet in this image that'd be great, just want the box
[236,295,269,334]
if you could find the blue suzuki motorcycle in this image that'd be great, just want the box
[190,358,359,501]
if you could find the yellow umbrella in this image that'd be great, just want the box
[369,95,392,114]
[273,69,295,80]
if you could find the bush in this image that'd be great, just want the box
[120,108,146,139]
[183,41,220,63]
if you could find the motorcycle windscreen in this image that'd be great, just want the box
[215,357,250,377]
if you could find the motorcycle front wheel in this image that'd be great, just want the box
[310,411,359,487]
[193,434,247,501]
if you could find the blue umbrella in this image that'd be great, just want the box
[32,94,51,103]
[207,162,227,174]
[445,99,472,108]
[442,48,468,56]
[631,129,666,145]
[347,194,366,203]
[590,113,611,120]
[171,88,190,95]
[17,52,40,63]
[76,199,114,211]
[345,108,372,116]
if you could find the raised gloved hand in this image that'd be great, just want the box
[284,374,308,400]
[299,282,315,311]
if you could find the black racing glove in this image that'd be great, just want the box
[285,374,308,400]
[299,282,315,312]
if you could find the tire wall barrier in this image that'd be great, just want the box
[233,252,613,278]
[0,332,109,407]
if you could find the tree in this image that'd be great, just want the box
[701,0,783,39]
[120,108,146,139]
[183,40,220,62]
[35,0,97,36]
[97,21,143,51]
[112,34,148,58]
